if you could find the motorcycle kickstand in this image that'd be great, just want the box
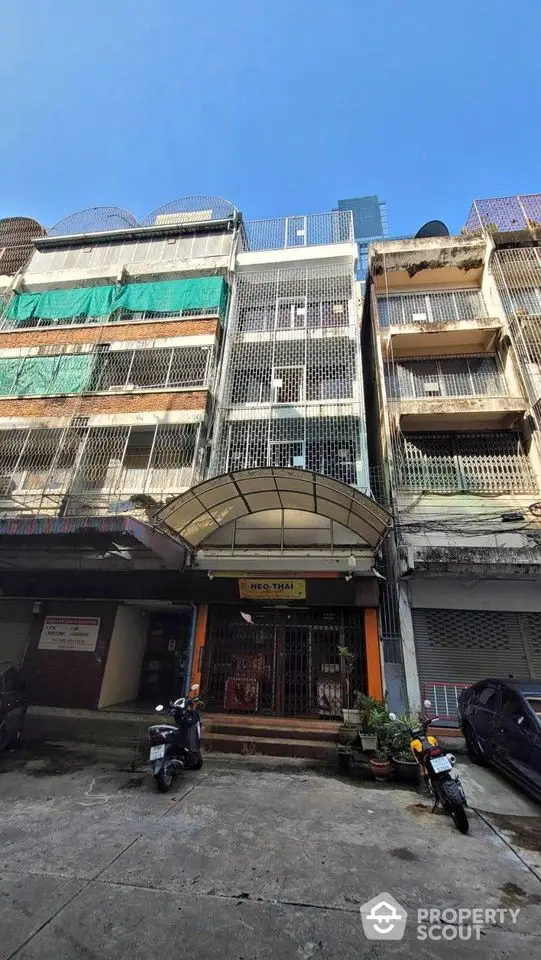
[431,797,440,814]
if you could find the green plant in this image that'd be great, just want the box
[354,693,386,731]
[393,747,416,762]
[372,748,390,763]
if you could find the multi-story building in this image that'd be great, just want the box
[0,200,391,723]
[336,195,387,276]
[363,198,541,723]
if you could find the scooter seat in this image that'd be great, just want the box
[148,723,178,734]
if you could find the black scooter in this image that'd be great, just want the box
[148,690,203,792]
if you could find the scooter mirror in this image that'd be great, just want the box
[388,712,397,721]
[155,704,164,712]
[423,699,432,708]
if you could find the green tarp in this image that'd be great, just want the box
[0,354,96,396]
[6,277,227,323]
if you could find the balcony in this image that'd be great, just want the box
[395,431,537,494]
[385,358,526,430]
[377,289,501,358]
[0,423,203,518]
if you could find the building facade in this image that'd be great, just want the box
[0,200,390,720]
[363,196,541,723]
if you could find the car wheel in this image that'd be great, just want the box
[463,722,486,765]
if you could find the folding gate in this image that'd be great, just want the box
[202,606,364,718]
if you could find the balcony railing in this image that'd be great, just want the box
[377,289,487,328]
[395,431,537,494]
[241,211,354,252]
[385,359,509,401]
[0,345,215,399]
[0,423,203,516]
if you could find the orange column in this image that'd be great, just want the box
[189,605,208,691]
[364,608,383,701]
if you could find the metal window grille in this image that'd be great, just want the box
[91,345,211,392]
[376,289,487,328]
[394,431,537,493]
[209,263,370,491]
[492,248,541,411]
[241,211,353,252]
[384,355,508,400]
[0,422,203,515]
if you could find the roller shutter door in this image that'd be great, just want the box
[412,608,533,721]
[516,613,541,680]
[0,601,33,667]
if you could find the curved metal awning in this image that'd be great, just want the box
[155,467,392,551]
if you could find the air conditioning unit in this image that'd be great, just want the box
[292,455,305,468]
[423,381,441,396]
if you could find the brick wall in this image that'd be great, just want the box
[0,390,209,419]
[0,317,219,350]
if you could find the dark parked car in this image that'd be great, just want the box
[459,678,541,801]
[0,662,27,751]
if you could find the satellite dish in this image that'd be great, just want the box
[415,220,449,239]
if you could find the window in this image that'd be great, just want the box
[272,366,304,404]
[477,685,498,710]
[501,689,523,720]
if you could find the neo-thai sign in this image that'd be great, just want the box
[38,616,101,652]
[238,579,306,601]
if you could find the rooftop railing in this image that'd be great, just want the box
[241,211,354,252]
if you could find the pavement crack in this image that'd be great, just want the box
[475,809,541,884]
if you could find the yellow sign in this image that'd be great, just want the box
[238,578,306,600]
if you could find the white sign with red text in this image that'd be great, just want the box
[38,616,101,652]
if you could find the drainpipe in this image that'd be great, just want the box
[184,602,198,697]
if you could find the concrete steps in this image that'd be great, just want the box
[202,731,337,760]
[23,706,341,762]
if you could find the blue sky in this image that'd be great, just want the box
[1,0,540,234]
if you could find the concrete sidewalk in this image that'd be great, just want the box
[1,743,540,958]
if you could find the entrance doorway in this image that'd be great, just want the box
[202,606,364,718]
[139,610,191,704]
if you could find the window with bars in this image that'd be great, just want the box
[221,416,364,488]
[384,355,507,400]
[377,289,487,327]
[0,423,202,508]
[395,431,537,493]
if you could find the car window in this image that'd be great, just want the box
[477,685,498,709]
[501,690,523,720]
[527,697,541,721]
[3,668,17,693]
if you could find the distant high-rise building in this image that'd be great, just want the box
[336,195,388,275]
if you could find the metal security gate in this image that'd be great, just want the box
[0,601,33,667]
[412,608,541,722]
[203,606,364,718]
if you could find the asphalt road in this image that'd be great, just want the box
[1,743,541,959]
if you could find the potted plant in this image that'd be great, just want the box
[387,714,420,784]
[355,694,388,751]
[338,645,359,724]
[369,748,392,781]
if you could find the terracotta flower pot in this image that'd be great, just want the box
[370,758,392,780]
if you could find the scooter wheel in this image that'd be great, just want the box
[155,768,174,792]
[190,755,203,770]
